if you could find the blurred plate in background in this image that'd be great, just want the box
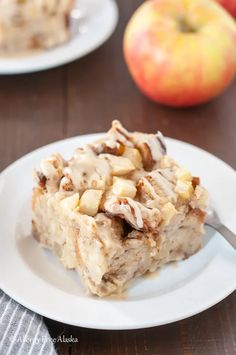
[0,0,118,75]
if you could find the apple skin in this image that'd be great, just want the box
[123,0,236,107]
[215,0,236,18]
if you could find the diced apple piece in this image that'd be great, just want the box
[122,147,143,169]
[175,167,192,181]
[101,154,135,175]
[161,202,177,225]
[190,186,209,210]
[160,156,177,169]
[175,180,194,199]
[79,189,103,216]
[112,177,137,198]
[60,193,80,213]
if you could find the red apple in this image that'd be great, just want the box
[215,0,236,18]
[123,0,236,107]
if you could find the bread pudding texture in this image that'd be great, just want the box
[0,0,74,54]
[32,121,208,297]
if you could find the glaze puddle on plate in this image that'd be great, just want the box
[143,269,160,279]
[106,291,129,301]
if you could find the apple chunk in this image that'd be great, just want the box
[79,190,103,216]
[112,177,137,198]
[101,154,135,175]
[122,147,143,169]
[60,193,80,213]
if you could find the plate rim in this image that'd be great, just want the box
[0,134,236,330]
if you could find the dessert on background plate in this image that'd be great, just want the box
[0,0,119,74]
[32,121,208,297]
[0,0,74,54]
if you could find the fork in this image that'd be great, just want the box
[206,208,236,249]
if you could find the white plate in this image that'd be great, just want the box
[0,134,236,330]
[0,0,118,74]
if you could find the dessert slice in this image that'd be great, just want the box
[32,121,208,297]
[0,0,74,54]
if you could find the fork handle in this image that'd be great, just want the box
[217,224,236,250]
